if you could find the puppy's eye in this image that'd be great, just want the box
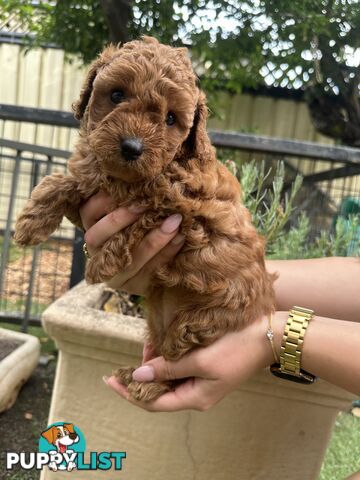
[57,432,62,438]
[111,90,125,104]
[166,112,176,126]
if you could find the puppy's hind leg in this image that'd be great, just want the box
[160,306,240,361]
[113,366,173,402]
[14,174,82,246]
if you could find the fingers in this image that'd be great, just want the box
[103,343,228,412]
[80,192,185,294]
[142,378,222,412]
[105,376,131,400]
[142,342,156,363]
[132,349,215,383]
[104,375,223,412]
[80,192,115,230]
[84,205,145,254]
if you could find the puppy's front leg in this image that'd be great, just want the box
[86,226,142,284]
[85,222,147,284]
[14,174,82,246]
[85,230,132,283]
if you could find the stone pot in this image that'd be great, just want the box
[40,282,354,480]
[0,327,40,412]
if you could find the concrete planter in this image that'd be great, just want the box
[0,327,40,412]
[41,282,354,480]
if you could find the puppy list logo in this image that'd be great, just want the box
[6,422,126,472]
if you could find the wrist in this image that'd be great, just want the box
[262,311,288,367]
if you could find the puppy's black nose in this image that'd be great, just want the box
[121,138,143,161]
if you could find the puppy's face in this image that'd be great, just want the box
[41,423,79,453]
[78,38,203,183]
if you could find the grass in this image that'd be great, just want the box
[0,235,70,262]
[0,236,25,263]
[0,298,49,317]
[320,411,360,480]
[0,321,56,355]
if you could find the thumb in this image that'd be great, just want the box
[132,352,203,382]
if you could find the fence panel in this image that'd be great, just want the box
[0,136,80,330]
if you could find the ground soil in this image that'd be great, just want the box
[3,245,72,305]
[0,361,56,479]
[0,338,24,361]
[0,290,139,479]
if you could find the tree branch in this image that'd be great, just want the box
[99,0,132,44]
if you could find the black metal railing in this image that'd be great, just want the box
[0,103,359,330]
[0,138,84,330]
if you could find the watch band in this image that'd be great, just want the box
[270,306,316,384]
[280,306,313,376]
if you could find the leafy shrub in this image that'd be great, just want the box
[226,159,360,259]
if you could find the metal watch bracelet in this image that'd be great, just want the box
[270,306,317,384]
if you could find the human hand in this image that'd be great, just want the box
[104,313,288,411]
[79,192,185,295]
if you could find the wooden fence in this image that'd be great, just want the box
[0,42,334,152]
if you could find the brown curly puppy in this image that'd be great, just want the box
[14,36,275,402]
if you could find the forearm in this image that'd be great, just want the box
[266,257,360,322]
[272,312,360,396]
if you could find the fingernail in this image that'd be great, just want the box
[102,375,110,386]
[132,365,155,382]
[171,233,185,245]
[161,214,182,234]
[128,204,147,214]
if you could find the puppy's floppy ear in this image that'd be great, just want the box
[181,90,210,160]
[63,423,75,434]
[72,45,120,121]
[41,426,58,445]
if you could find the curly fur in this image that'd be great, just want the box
[14,36,275,402]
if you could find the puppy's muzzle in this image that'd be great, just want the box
[121,138,144,161]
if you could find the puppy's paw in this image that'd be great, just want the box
[113,366,173,402]
[127,380,173,402]
[14,216,48,246]
[113,366,135,386]
[67,461,77,472]
[85,261,104,284]
[48,461,58,472]
[14,203,62,247]
[85,248,133,284]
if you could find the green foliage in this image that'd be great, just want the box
[1,0,359,91]
[0,298,48,317]
[319,412,360,480]
[240,160,303,245]
[267,214,360,259]
[235,160,360,259]
[0,236,23,262]
[0,0,108,64]
[0,321,56,355]
[1,1,359,142]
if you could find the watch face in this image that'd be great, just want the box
[270,364,316,385]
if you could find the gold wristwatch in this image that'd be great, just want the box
[270,306,316,384]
